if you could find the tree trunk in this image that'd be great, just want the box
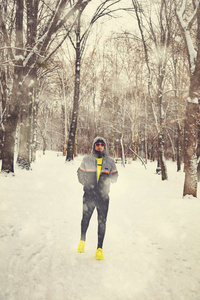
[39,125,47,155]
[17,0,38,169]
[17,66,36,168]
[17,85,32,169]
[31,77,38,162]
[175,0,200,197]
[197,122,200,181]
[144,95,148,164]
[0,66,7,159]
[182,7,200,196]
[109,131,115,157]
[1,63,24,173]
[66,13,81,161]
[177,124,182,172]
[158,132,168,180]
[109,113,115,157]
[61,70,68,156]
[183,101,199,197]
[132,104,138,161]
[120,135,125,167]
[158,71,168,180]
[1,114,19,173]
[1,0,24,173]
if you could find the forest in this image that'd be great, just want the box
[0,0,200,197]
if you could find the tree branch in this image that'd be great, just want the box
[176,1,198,74]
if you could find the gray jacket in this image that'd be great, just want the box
[77,137,118,197]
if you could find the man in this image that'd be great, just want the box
[77,137,118,260]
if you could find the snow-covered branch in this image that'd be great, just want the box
[24,0,92,68]
[176,1,198,74]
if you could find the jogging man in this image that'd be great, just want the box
[77,137,118,260]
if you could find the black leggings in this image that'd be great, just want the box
[80,191,109,249]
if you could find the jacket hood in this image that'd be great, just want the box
[92,136,108,156]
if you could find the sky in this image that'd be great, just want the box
[83,0,138,45]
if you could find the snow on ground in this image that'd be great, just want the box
[0,151,200,300]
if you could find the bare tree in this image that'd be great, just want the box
[66,10,81,161]
[0,0,92,173]
[131,0,177,180]
[176,0,200,197]
[66,0,123,161]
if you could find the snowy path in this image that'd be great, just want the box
[1,152,200,300]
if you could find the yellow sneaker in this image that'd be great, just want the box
[78,240,85,253]
[96,248,104,260]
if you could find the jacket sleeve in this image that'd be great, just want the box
[110,159,118,183]
[77,158,86,185]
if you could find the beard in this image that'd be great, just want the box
[94,150,105,158]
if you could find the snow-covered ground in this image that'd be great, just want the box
[0,151,200,300]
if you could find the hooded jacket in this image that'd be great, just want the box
[77,137,118,198]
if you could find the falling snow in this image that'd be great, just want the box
[0,151,200,300]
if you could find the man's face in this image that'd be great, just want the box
[95,142,105,152]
